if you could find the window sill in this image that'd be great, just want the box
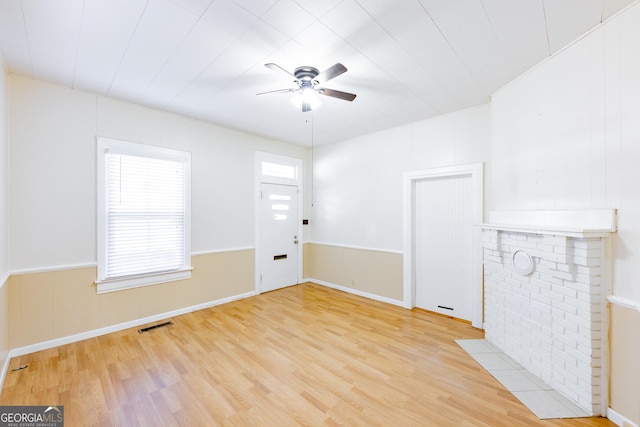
[96,267,193,294]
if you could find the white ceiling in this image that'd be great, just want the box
[0,0,636,146]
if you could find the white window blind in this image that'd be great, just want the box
[97,137,191,293]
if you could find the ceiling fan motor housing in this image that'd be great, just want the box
[294,66,319,83]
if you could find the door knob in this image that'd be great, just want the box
[293,235,298,244]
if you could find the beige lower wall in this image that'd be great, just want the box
[8,249,254,349]
[5,246,638,425]
[303,243,403,301]
[609,303,640,426]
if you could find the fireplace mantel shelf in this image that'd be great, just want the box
[478,209,617,238]
[478,223,614,238]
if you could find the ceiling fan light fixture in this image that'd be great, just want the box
[290,87,321,112]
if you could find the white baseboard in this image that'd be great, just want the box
[304,278,405,308]
[0,351,9,395]
[7,290,257,359]
[608,407,639,427]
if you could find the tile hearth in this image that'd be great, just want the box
[456,339,590,419]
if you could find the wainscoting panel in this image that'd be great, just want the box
[7,249,255,349]
[303,243,403,302]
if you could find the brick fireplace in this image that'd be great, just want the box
[480,210,616,416]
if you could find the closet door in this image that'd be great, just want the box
[415,174,474,321]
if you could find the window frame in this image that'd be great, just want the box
[96,136,192,294]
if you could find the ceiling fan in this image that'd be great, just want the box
[257,62,357,112]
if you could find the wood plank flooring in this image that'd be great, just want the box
[1,283,615,426]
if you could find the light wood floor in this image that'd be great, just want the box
[1,283,614,426]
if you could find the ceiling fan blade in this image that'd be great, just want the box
[318,88,357,102]
[256,88,297,96]
[316,63,347,83]
[265,63,295,79]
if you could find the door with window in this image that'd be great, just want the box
[260,183,299,292]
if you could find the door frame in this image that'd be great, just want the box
[402,163,484,328]
[255,151,303,294]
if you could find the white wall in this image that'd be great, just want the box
[491,2,640,302]
[8,76,308,272]
[0,52,9,377]
[310,105,491,252]
[0,55,7,279]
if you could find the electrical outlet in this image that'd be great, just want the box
[351,279,356,287]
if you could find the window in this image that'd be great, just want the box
[261,161,297,180]
[97,137,191,294]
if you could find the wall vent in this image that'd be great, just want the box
[138,320,174,333]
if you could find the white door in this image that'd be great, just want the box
[260,183,299,292]
[415,174,474,321]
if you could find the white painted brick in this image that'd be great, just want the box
[551,307,566,321]
[587,320,602,333]
[576,290,594,303]
[553,263,573,273]
[582,305,603,318]
[564,346,591,367]
[572,239,602,250]
[552,283,578,299]
[574,264,599,274]
[572,298,600,314]
[561,381,582,404]
[551,269,574,281]
[577,381,596,399]
[545,252,569,264]
[484,237,498,246]
[566,312,593,331]
[484,254,503,264]
[561,280,595,293]
[553,334,575,349]
[572,247,602,258]
[483,265,498,276]
[516,238,535,248]
[530,291,552,307]
[543,234,567,245]
[507,233,528,241]
[539,272,565,285]
[552,322,565,337]
[553,244,568,255]
[575,273,601,285]
[566,361,592,379]
[482,228,605,415]
[529,277,552,291]
[552,299,579,317]
[541,244,556,254]
[564,327,590,346]
[483,241,499,250]
[500,238,520,247]
[537,259,557,270]
[572,256,601,267]
[578,342,598,356]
